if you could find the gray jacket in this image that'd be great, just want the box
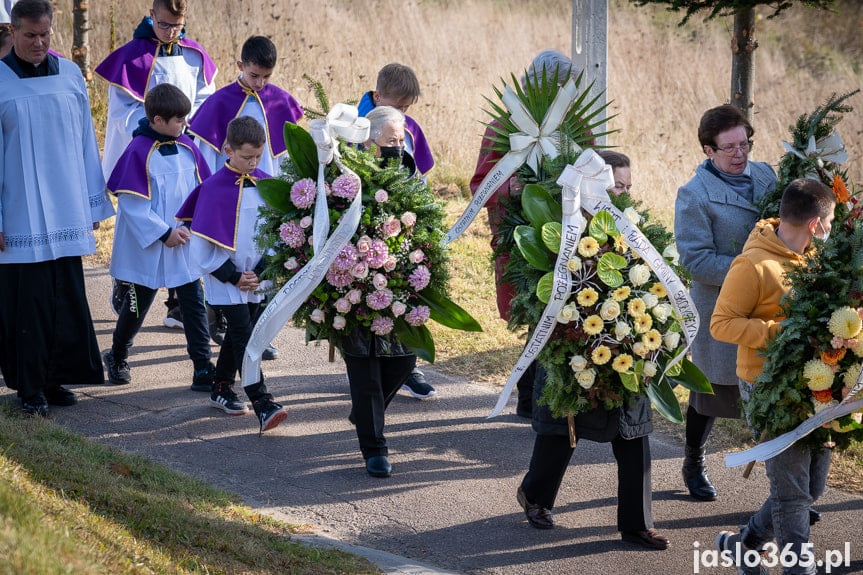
[674,159,777,386]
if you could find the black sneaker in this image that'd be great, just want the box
[401,369,436,400]
[210,381,250,415]
[110,279,129,317]
[252,398,287,434]
[163,302,184,329]
[190,362,215,392]
[262,345,279,361]
[21,395,50,417]
[103,350,132,385]
[207,305,227,345]
[45,386,77,407]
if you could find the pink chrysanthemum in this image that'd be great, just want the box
[326,267,354,288]
[408,265,431,291]
[290,178,316,209]
[370,315,394,336]
[365,239,389,269]
[279,221,305,248]
[332,244,359,271]
[405,305,430,327]
[331,174,360,200]
[366,288,394,310]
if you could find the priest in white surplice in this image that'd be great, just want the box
[0,0,114,416]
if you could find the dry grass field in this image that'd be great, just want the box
[45,0,863,488]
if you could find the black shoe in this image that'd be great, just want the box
[682,444,717,501]
[110,279,129,317]
[210,381,250,415]
[190,362,215,392]
[401,369,436,400]
[809,507,821,525]
[45,386,77,407]
[103,350,132,385]
[365,455,392,478]
[516,486,554,529]
[262,345,279,361]
[21,395,50,417]
[621,529,670,550]
[207,305,226,345]
[252,397,287,434]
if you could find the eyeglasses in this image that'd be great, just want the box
[712,140,753,155]
[153,19,185,31]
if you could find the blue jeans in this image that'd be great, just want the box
[739,379,832,575]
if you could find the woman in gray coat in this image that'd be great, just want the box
[674,105,776,501]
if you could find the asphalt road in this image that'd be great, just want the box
[2,266,862,575]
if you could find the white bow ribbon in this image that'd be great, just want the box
[445,77,582,244]
[782,129,849,171]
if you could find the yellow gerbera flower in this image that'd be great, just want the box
[613,235,629,255]
[611,286,631,302]
[576,287,599,307]
[633,314,653,334]
[578,236,600,258]
[628,298,646,317]
[649,283,667,298]
[802,359,834,391]
[612,353,634,373]
[591,345,612,365]
[642,329,662,351]
[828,306,862,340]
[583,315,604,335]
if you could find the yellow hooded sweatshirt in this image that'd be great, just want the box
[710,218,808,383]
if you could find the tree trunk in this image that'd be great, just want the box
[72,0,91,81]
[730,9,757,121]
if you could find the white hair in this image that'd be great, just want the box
[522,49,576,89]
[366,106,405,143]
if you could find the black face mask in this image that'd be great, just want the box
[379,145,404,161]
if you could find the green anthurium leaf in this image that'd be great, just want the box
[596,252,627,287]
[514,225,553,271]
[256,178,295,212]
[667,358,713,394]
[541,222,563,254]
[536,272,555,304]
[283,121,319,180]
[619,371,639,393]
[522,184,562,228]
[647,378,684,424]
[416,291,483,332]
[589,210,620,244]
[634,359,645,375]
[393,319,435,363]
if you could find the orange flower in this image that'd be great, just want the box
[832,174,851,203]
[821,348,846,365]
[812,388,834,403]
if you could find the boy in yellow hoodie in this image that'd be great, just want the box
[710,178,835,575]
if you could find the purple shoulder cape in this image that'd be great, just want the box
[188,81,303,157]
[94,37,217,101]
[404,115,434,176]
[176,164,270,250]
[107,133,211,200]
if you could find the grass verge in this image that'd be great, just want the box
[0,402,378,574]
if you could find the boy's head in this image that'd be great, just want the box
[9,0,53,65]
[150,0,185,44]
[237,36,276,92]
[779,178,836,239]
[597,150,632,195]
[145,83,190,138]
[373,63,421,114]
[225,116,266,174]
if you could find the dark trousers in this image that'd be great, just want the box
[685,404,715,448]
[212,302,269,401]
[344,350,416,459]
[520,433,653,532]
[0,257,103,400]
[111,280,210,368]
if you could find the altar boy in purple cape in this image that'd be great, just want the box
[357,62,434,180]
[95,0,217,177]
[177,116,288,434]
[189,35,303,176]
[104,83,216,392]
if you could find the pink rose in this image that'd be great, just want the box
[334,298,351,314]
[347,289,362,304]
[300,216,313,229]
[401,212,416,227]
[284,257,298,270]
[409,249,425,264]
[351,261,369,279]
[333,316,347,330]
[373,273,388,290]
[308,235,314,245]
[310,309,325,323]
[383,255,397,272]
[831,336,846,350]
[391,301,406,317]
[382,215,401,239]
[374,189,389,203]
[356,236,372,254]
